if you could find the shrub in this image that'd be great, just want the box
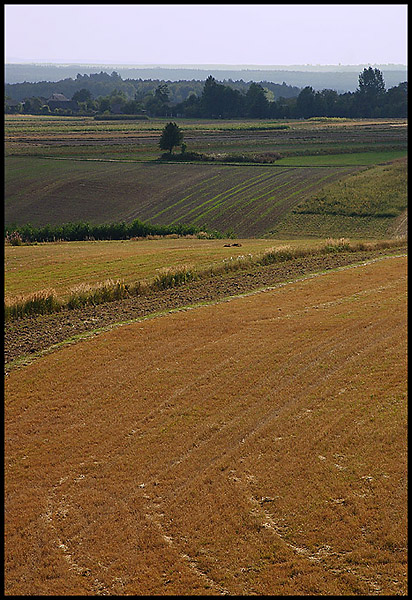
[6,231,23,246]
[153,265,197,290]
[322,238,352,253]
[4,220,217,243]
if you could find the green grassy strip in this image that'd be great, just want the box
[234,169,348,218]
[190,168,345,229]
[255,169,358,223]
[190,174,299,225]
[187,169,292,223]
[218,169,329,218]
[276,150,407,167]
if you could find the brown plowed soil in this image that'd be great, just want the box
[4,247,406,369]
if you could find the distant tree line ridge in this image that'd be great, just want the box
[5,68,407,119]
[4,70,299,111]
[4,63,408,91]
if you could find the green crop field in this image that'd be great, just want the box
[271,158,407,239]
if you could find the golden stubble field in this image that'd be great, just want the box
[5,237,319,301]
[4,255,407,595]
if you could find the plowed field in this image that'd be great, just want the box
[5,157,358,237]
[5,255,407,595]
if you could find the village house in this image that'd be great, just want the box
[47,93,77,111]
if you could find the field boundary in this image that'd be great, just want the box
[16,155,369,169]
[5,252,406,374]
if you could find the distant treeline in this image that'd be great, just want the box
[5,63,408,91]
[5,68,407,119]
[4,219,224,244]
[4,70,299,106]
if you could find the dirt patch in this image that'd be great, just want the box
[4,247,406,369]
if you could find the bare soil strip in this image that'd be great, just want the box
[4,246,406,370]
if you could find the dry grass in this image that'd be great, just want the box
[4,237,406,321]
[4,256,407,595]
[4,237,289,300]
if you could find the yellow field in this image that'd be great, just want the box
[4,254,407,595]
[4,236,321,301]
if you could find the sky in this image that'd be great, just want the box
[4,4,408,66]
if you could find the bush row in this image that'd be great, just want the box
[4,219,225,244]
[159,151,282,164]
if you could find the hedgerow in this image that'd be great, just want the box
[4,219,224,243]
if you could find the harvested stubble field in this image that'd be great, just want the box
[4,243,406,366]
[4,254,407,596]
[5,237,321,302]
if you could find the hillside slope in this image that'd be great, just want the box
[5,158,360,237]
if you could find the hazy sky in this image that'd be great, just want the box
[4,4,408,66]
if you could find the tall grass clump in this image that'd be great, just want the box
[258,245,298,265]
[321,237,353,253]
[5,231,23,246]
[4,290,62,321]
[153,265,197,290]
[66,280,130,309]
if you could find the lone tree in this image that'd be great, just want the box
[159,122,183,154]
[356,67,386,117]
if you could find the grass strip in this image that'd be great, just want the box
[4,238,407,322]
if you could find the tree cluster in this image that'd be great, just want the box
[173,70,406,119]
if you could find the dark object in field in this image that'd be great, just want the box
[224,243,242,247]
[232,243,242,247]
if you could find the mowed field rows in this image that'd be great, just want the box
[5,237,322,301]
[5,157,359,237]
[4,255,407,595]
[4,116,407,161]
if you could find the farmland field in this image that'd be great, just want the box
[4,115,407,238]
[4,111,408,595]
[5,237,321,301]
[4,116,408,161]
[271,158,407,239]
[5,157,362,237]
[5,255,407,595]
